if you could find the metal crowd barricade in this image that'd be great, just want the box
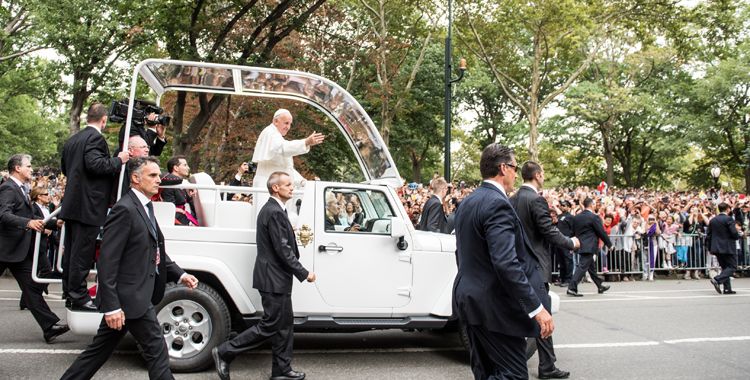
[549,233,730,278]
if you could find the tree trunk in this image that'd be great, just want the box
[600,118,616,186]
[744,165,750,194]
[411,153,422,183]
[527,110,540,161]
[67,76,90,135]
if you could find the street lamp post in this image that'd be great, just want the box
[711,164,721,189]
[444,0,466,182]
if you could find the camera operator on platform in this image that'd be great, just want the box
[114,101,169,157]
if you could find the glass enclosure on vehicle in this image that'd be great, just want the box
[120,59,402,194]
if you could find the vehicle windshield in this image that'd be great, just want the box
[137,60,400,184]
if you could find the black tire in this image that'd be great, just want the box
[458,321,538,362]
[155,282,231,372]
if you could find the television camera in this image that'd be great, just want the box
[108,99,171,127]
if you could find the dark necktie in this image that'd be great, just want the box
[21,184,30,201]
[146,202,160,268]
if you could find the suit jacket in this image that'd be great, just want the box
[453,182,546,338]
[573,210,613,254]
[32,203,58,259]
[0,180,35,263]
[706,213,739,255]
[418,195,447,233]
[96,190,184,319]
[557,211,574,237]
[253,198,309,294]
[510,186,574,283]
[116,124,166,157]
[60,126,123,226]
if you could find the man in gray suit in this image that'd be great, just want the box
[510,161,578,379]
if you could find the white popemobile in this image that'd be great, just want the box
[32,59,559,372]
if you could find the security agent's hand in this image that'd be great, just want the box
[571,237,580,250]
[534,308,555,339]
[305,131,325,147]
[306,272,317,282]
[105,310,126,330]
[180,274,199,289]
[117,151,130,163]
[27,219,44,232]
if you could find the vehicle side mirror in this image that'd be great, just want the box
[390,217,409,251]
[390,217,407,238]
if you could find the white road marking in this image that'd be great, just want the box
[1,336,749,355]
[0,297,64,302]
[555,341,660,348]
[663,336,750,344]
[561,293,750,303]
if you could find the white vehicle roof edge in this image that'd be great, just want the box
[118,58,402,202]
[117,59,152,200]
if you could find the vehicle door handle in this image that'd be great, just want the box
[318,244,344,254]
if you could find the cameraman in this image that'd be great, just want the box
[116,112,167,157]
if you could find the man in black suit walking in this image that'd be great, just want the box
[554,200,576,286]
[0,154,69,343]
[60,156,199,380]
[212,171,316,380]
[453,144,554,380]
[567,198,612,297]
[707,202,740,294]
[510,161,578,379]
[60,103,130,310]
[417,177,448,233]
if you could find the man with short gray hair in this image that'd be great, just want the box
[213,171,316,380]
[0,154,69,343]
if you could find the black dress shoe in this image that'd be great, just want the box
[44,323,70,344]
[723,290,737,294]
[710,279,722,294]
[271,370,306,380]
[71,300,98,312]
[212,347,230,380]
[19,300,26,310]
[539,368,571,379]
[566,289,582,297]
[598,285,610,294]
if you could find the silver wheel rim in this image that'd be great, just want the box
[158,299,213,360]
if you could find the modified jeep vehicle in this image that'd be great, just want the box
[33,59,558,372]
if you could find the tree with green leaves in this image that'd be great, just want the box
[458,0,682,161]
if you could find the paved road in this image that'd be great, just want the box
[1,275,749,379]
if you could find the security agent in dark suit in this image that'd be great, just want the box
[707,202,740,295]
[554,200,576,286]
[0,154,69,343]
[509,161,578,379]
[417,177,448,233]
[213,171,316,380]
[60,156,199,380]
[453,144,554,380]
[567,198,612,297]
[60,103,130,310]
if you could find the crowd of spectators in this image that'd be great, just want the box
[398,176,750,281]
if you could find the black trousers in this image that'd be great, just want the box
[569,253,603,292]
[62,221,99,305]
[536,283,558,373]
[0,256,59,332]
[217,291,294,376]
[464,324,527,380]
[60,307,173,380]
[554,247,573,283]
[714,253,738,287]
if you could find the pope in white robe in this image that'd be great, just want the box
[251,108,325,189]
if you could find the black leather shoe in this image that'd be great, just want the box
[19,300,26,310]
[566,289,582,297]
[71,300,98,312]
[44,323,70,344]
[539,368,571,379]
[710,279,722,294]
[271,370,306,380]
[723,290,737,294]
[598,285,610,294]
[212,347,230,380]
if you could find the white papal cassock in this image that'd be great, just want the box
[251,123,310,189]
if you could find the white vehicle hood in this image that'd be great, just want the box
[412,230,456,253]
